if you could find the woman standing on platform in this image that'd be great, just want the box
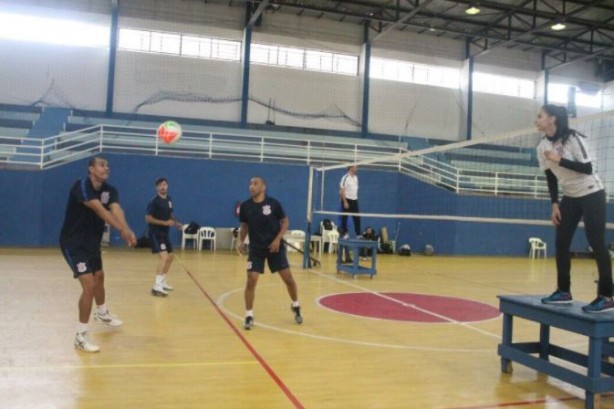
[536,104,613,313]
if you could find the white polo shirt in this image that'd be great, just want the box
[536,134,603,198]
[340,173,359,200]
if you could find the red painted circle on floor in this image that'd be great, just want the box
[318,292,500,323]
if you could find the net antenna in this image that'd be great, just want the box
[307,109,614,240]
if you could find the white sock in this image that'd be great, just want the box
[97,304,107,315]
[155,274,164,286]
[77,323,88,334]
[291,301,300,308]
[162,274,168,282]
[246,310,254,317]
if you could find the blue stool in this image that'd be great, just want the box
[336,239,377,278]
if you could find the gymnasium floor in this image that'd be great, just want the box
[1,246,613,409]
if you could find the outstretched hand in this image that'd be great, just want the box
[121,228,137,247]
[237,243,248,255]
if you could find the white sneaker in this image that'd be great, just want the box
[151,285,169,297]
[162,280,173,291]
[74,332,100,352]
[94,311,123,327]
[342,233,350,240]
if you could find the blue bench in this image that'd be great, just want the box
[497,295,614,409]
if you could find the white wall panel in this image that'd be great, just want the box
[370,80,463,140]
[248,65,361,131]
[114,51,242,120]
[0,40,108,109]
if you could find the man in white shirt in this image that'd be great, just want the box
[339,165,361,239]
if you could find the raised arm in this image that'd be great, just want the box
[109,202,137,246]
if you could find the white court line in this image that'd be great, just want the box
[216,287,495,353]
[306,267,502,340]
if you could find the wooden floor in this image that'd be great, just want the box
[1,246,613,409]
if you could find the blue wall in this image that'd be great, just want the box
[1,154,613,255]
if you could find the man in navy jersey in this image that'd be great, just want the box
[60,156,137,353]
[237,177,303,330]
[146,177,182,297]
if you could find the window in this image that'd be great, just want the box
[251,43,357,75]
[150,32,181,55]
[473,73,535,99]
[182,36,211,58]
[119,29,150,51]
[305,50,334,72]
[0,12,109,48]
[548,83,602,108]
[370,57,460,89]
[119,28,241,61]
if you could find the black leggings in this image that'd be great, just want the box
[556,190,612,297]
[340,199,361,236]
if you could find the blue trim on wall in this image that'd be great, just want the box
[2,155,612,255]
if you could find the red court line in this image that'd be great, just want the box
[445,396,578,409]
[184,269,305,409]
[446,393,614,409]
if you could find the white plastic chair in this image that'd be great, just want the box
[230,228,249,251]
[198,227,216,251]
[327,230,339,253]
[285,230,305,252]
[528,237,547,258]
[181,224,199,249]
[320,221,339,254]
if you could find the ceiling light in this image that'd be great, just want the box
[551,21,566,31]
[465,6,481,15]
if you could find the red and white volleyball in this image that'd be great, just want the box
[157,120,182,144]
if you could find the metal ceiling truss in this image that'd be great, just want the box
[245,0,614,63]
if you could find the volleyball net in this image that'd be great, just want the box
[307,109,614,242]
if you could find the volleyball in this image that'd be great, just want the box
[157,120,182,144]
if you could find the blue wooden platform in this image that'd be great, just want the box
[497,295,614,409]
[336,239,378,278]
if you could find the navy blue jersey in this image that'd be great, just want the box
[59,178,119,250]
[146,195,174,235]
[239,196,286,251]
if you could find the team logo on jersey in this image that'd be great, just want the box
[77,262,87,273]
[169,201,173,209]
[101,191,110,205]
[262,205,271,215]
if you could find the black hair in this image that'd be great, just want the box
[155,177,167,186]
[88,155,105,167]
[541,104,586,143]
[252,176,267,186]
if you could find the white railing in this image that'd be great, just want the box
[1,124,610,201]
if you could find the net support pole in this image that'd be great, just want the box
[303,166,314,268]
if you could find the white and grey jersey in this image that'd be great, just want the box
[536,134,603,198]
[340,173,359,200]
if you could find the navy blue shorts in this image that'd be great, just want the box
[247,245,289,274]
[61,246,103,279]
[150,233,174,254]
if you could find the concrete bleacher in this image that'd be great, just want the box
[0,105,40,163]
[0,104,40,135]
[450,159,540,175]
